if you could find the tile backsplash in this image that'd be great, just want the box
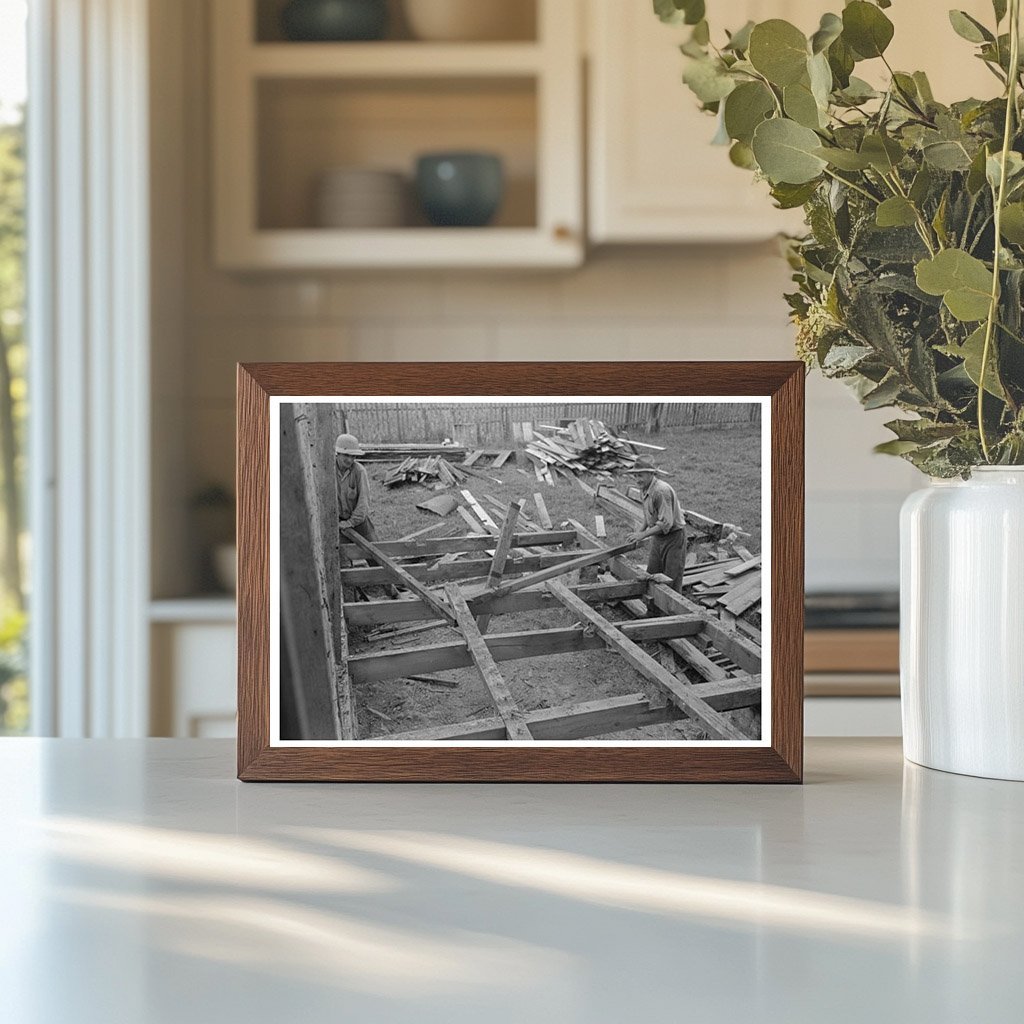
[178,246,915,594]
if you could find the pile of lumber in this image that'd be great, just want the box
[358,442,468,462]
[681,555,762,625]
[384,456,466,489]
[526,419,660,479]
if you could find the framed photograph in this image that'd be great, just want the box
[237,362,803,782]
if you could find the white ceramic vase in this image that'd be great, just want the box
[900,467,1024,780]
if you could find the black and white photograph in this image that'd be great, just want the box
[272,396,768,745]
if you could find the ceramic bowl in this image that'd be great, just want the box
[403,0,534,42]
[415,152,504,227]
[281,0,388,42]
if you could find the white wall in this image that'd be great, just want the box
[154,0,920,598]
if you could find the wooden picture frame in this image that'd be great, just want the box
[237,362,804,782]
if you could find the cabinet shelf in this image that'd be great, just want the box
[212,0,582,269]
[249,42,545,78]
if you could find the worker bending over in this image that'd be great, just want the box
[625,457,687,596]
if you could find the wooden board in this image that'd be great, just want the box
[545,580,747,741]
[478,500,524,632]
[340,529,576,561]
[341,550,580,588]
[456,505,489,534]
[348,615,705,684]
[446,585,533,740]
[492,450,514,467]
[470,539,642,607]
[461,489,499,531]
[345,579,651,626]
[533,492,553,530]
[594,515,606,538]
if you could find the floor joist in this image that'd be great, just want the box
[389,676,762,741]
[341,549,580,588]
[338,529,576,561]
[344,579,650,626]
[545,580,747,742]
[348,615,705,684]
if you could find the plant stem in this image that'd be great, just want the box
[978,0,1021,462]
[822,167,880,205]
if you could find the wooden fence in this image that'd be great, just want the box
[333,402,761,447]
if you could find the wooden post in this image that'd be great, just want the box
[293,406,356,739]
[477,500,523,633]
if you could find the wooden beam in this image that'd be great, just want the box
[545,581,747,741]
[391,677,762,741]
[572,518,763,676]
[469,539,641,608]
[341,549,580,588]
[348,615,705,684]
[344,579,651,626]
[340,526,457,626]
[293,409,354,739]
[594,514,606,538]
[445,585,533,740]
[457,506,488,534]
[339,529,576,561]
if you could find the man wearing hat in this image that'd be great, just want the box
[335,433,398,600]
[625,457,687,596]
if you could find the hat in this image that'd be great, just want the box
[624,457,666,476]
[334,433,365,456]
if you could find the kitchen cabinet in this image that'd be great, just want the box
[586,0,998,244]
[211,0,583,269]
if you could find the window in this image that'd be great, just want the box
[0,0,28,734]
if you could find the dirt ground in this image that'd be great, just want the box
[348,423,763,740]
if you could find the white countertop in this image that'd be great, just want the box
[1,738,1020,1023]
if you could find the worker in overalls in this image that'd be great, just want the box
[336,433,398,600]
[625,457,687,597]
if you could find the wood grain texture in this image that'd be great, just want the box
[236,361,804,782]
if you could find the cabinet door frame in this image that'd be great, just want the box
[587,0,803,244]
[211,0,585,269]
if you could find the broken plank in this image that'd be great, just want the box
[460,489,499,532]
[404,675,460,689]
[457,506,489,535]
[594,515,606,539]
[340,526,457,626]
[533,492,553,530]
[345,579,650,626]
[725,555,762,577]
[545,580,747,741]
[398,521,448,543]
[445,584,533,740]
[492,450,514,467]
[463,450,485,466]
[348,615,705,684]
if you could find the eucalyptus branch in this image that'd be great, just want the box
[822,167,881,205]
[978,0,1021,462]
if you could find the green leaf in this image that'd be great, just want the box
[827,35,855,89]
[948,10,994,44]
[922,140,972,171]
[986,150,1024,191]
[810,12,843,54]
[862,374,903,409]
[885,418,963,443]
[842,1,895,59]
[967,144,991,194]
[915,249,994,321]
[814,146,872,170]
[908,164,933,205]
[653,0,705,26]
[751,118,828,184]
[993,0,1008,24]
[807,51,833,109]
[724,20,755,53]
[748,20,809,86]
[784,80,825,129]
[837,76,879,104]
[770,180,820,209]
[874,439,922,455]
[913,71,935,104]
[691,19,710,45]
[999,203,1024,245]
[723,81,775,144]
[940,325,1006,398]
[729,140,757,169]
[860,133,904,173]
[682,57,736,104]
[876,197,918,228]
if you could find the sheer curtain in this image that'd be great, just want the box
[28,0,150,736]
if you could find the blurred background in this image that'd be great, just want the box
[0,0,998,740]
